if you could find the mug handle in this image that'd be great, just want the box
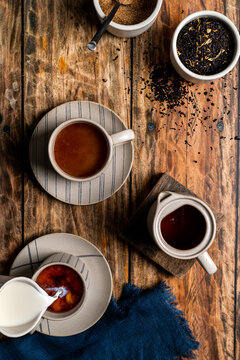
[197,252,217,275]
[155,191,181,213]
[111,130,135,146]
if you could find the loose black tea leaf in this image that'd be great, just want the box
[177,17,234,75]
[147,64,189,109]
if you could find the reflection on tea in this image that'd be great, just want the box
[160,205,206,250]
[36,265,84,313]
[54,123,109,178]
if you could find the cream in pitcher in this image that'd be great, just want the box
[0,277,61,337]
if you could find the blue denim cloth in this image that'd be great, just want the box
[0,283,199,360]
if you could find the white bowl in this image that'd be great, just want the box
[93,0,162,38]
[170,11,240,83]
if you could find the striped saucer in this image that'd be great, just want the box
[10,233,113,337]
[29,101,133,205]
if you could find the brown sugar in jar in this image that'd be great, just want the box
[99,0,157,25]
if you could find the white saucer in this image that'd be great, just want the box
[29,101,133,205]
[10,233,113,337]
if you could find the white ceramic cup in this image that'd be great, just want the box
[147,191,217,275]
[48,118,134,182]
[93,0,162,38]
[32,252,90,321]
[170,10,240,83]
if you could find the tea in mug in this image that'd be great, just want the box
[36,265,84,313]
[54,123,109,178]
[160,205,206,250]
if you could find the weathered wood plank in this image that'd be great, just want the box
[13,0,240,357]
[0,0,22,275]
[130,0,239,359]
[23,0,132,298]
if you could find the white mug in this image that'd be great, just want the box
[147,191,217,275]
[48,118,135,182]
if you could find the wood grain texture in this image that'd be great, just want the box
[0,0,238,358]
[130,1,240,359]
[0,0,22,275]
[23,0,132,298]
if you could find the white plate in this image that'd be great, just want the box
[10,233,113,337]
[29,101,133,205]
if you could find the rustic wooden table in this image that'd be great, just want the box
[0,0,239,358]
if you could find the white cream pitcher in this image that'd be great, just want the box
[0,276,61,337]
[147,191,217,275]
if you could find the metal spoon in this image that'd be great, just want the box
[87,0,131,51]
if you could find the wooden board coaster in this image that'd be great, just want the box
[119,173,223,279]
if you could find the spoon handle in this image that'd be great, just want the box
[87,3,121,51]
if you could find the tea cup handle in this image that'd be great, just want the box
[111,130,135,146]
[197,252,217,275]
